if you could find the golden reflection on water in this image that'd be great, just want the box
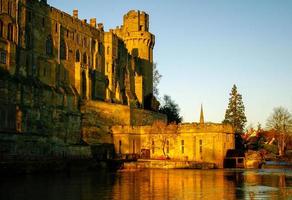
[1,169,292,200]
[112,169,292,200]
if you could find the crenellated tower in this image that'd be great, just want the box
[113,10,155,108]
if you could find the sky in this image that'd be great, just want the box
[49,0,292,127]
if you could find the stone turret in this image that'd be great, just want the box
[121,10,155,107]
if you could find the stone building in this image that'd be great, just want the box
[0,0,234,164]
[0,0,163,159]
[112,108,235,168]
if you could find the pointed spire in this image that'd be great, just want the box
[200,104,204,124]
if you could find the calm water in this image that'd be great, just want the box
[1,169,292,200]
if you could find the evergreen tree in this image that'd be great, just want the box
[159,95,183,124]
[223,84,247,134]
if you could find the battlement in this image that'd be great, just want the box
[112,122,234,136]
[123,10,149,32]
[22,0,103,34]
[178,123,234,134]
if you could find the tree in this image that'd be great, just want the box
[153,63,162,98]
[142,121,178,159]
[266,107,292,156]
[223,84,247,134]
[159,95,183,124]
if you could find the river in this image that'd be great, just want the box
[1,169,292,199]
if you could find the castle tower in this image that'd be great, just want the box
[121,10,155,107]
[200,104,204,124]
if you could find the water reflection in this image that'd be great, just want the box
[1,169,292,200]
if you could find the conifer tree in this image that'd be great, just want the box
[159,95,182,124]
[223,84,247,134]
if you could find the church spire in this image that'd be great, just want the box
[200,104,204,124]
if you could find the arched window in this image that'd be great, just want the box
[46,35,53,56]
[75,50,80,62]
[83,52,87,64]
[83,37,87,47]
[7,23,13,41]
[25,29,31,49]
[0,20,3,37]
[8,1,11,15]
[60,39,66,60]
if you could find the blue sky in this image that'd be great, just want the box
[49,0,292,127]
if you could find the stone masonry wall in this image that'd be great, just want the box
[81,100,166,144]
[112,123,234,168]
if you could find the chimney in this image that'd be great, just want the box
[97,23,104,31]
[90,18,96,28]
[73,9,78,18]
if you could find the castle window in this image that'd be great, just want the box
[42,17,45,27]
[83,37,87,47]
[8,1,11,15]
[152,140,155,154]
[46,35,53,56]
[0,51,7,64]
[181,140,184,154]
[25,30,31,49]
[7,23,13,41]
[76,34,79,44]
[166,140,169,154]
[107,46,110,55]
[0,20,3,37]
[60,39,67,60]
[119,140,122,154]
[98,42,103,54]
[83,52,87,64]
[199,140,203,153]
[75,50,80,62]
[55,23,58,33]
[66,30,69,37]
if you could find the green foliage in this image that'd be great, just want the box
[223,84,247,134]
[159,95,182,124]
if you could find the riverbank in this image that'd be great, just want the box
[123,159,216,170]
[0,159,123,175]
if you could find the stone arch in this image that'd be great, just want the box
[7,23,13,41]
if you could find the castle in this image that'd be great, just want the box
[0,0,234,168]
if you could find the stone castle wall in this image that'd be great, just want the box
[0,0,163,160]
[80,100,166,144]
[112,123,234,168]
